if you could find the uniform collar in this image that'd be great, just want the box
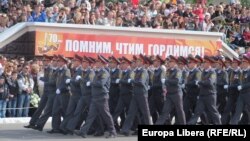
[96,67,104,72]
[205,68,211,72]
[59,65,66,70]
[83,68,89,72]
[217,69,222,73]
[226,67,231,71]
[190,68,195,72]
[155,67,160,71]
[75,66,81,71]
[52,67,57,70]
[112,68,116,72]
[243,67,250,72]
[234,67,240,72]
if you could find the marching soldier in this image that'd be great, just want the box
[24,55,53,129]
[215,57,228,114]
[178,56,188,97]
[195,55,204,71]
[224,57,233,76]
[60,54,83,134]
[131,56,137,70]
[47,55,71,133]
[31,55,58,131]
[120,54,151,136]
[188,56,221,125]
[149,55,166,123]
[155,55,186,125]
[112,56,134,131]
[183,56,201,122]
[230,55,250,124]
[65,56,95,134]
[221,58,241,124]
[74,55,116,138]
[108,56,122,116]
[144,56,154,99]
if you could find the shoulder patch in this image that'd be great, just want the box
[130,72,135,79]
[211,73,216,80]
[89,71,95,81]
[101,72,108,79]
[176,71,182,78]
[196,72,201,79]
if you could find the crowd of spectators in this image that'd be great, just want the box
[0,56,43,118]
[0,0,249,52]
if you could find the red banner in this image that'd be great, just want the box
[35,31,222,59]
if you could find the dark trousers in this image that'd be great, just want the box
[149,88,165,124]
[230,93,250,125]
[35,93,55,128]
[112,94,132,128]
[217,91,228,114]
[121,93,151,133]
[80,97,116,135]
[221,92,239,124]
[156,93,186,125]
[66,95,91,131]
[29,92,49,125]
[183,95,198,122]
[51,93,70,130]
[109,86,120,115]
[188,94,221,125]
[60,95,80,131]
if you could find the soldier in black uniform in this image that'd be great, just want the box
[24,55,53,129]
[120,54,151,136]
[74,55,116,138]
[183,56,201,122]
[215,57,228,114]
[108,56,122,116]
[149,55,166,123]
[230,55,250,124]
[156,55,186,125]
[30,55,58,131]
[188,56,221,125]
[59,54,83,134]
[47,55,71,133]
[221,58,241,124]
[112,56,134,131]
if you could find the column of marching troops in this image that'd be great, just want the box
[23,53,250,138]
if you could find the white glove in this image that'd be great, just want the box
[56,89,60,94]
[237,85,242,91]
[128,79,131,83]
[161,79,166,84]
[65,79,71,84]
[86,81,91,86]
[148,86,151,90]
[115,79,120,84]
[224,85,228,89]
[181,84,185,89]
[195,81,199,86]
[76,75,81,81]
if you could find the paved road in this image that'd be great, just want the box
[0,123,137,141]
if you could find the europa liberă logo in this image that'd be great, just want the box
[142,128,205,138]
